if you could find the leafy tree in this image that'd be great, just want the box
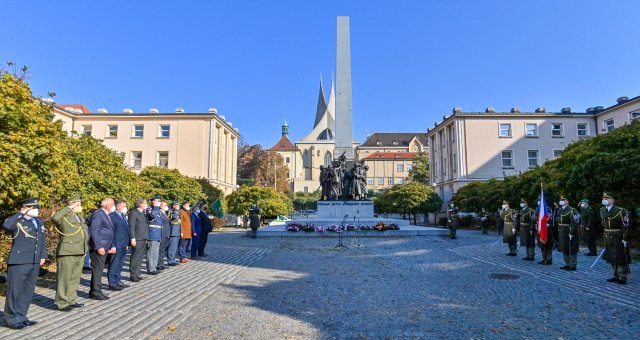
[226,185,292,217]
[407,152,430,184]
[237,143,265,182]
[253,152,290,193]
[291,191,320,211]
[138,167,205,204]
[375,181,442,223]
[196,178,224,204]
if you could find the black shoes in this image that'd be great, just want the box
[506,253,517,256]
[157,266,166,271]
[89,294,110,301]
[108,286,123,291]
[522,257,535,261]
[59,306,73,312]
[561,266,577,271]
[71,303,85,308]
[538,260,553,265]
[147,271,158,275]
[6,322,27,330]
[130,277,141,282]
[617,278,627,285]
[607,277,620,283]
[585,252,597,256]
[23,320,38,326]
[168,262,179,266]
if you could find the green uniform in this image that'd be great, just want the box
[501,208,518,255]
[518,207,536,260]
[51,206,89,309]
[601,205,631,280]
[557,205,579,269]
[579,205,596,255]
[447,207,460,239]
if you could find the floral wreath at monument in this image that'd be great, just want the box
[285,222,399,232]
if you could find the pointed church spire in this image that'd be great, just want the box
[313,74,328,128]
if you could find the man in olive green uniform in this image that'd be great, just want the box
[518,199,536,261]
[447,202,460,240]
[579,198,597,256]
[501,200,518,256]
[556,196,579,271]
[51,194,89,311]
[601,193,631,284]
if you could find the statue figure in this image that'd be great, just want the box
[329,160,343,200]
[351,162,365,200]
[319,165,330,200]
[360,164,369,200]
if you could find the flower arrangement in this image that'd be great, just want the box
[285,222,400,232]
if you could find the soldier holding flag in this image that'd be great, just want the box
[601,193,631,284]
[537,189,554,265]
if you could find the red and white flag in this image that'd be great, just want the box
[538,186,550,244]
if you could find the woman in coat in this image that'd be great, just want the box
[178,202,192,263]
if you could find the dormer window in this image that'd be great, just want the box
[376,141,382,146]
[392,141,398,145]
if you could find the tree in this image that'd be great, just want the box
[138,167,205,204]
[291,191,320,211]
[196,178,224,204]
[226,185,292,217]
[253,152,290,193]
[408,152,430,184]
[237,143,265,184]
[375,181,442,224]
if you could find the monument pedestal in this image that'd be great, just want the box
[317,200,373,219]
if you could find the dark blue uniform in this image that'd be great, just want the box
[145,206,164,272]
[3,212,48,327]
[198,210,212,257]
[88,209,114,298]
[157,209,171,269]
[107,210,130,288]
[190,211,201,258]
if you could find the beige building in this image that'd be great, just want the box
[427,106,597,205]
[267,121,304,192]
[52,104,240,195]
[593,95,640,134]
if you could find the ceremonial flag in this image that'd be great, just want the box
[538,186,550,244]
[211,199,224,218]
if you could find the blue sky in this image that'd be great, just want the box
[2,1,639,147]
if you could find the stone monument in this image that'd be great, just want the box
[334,16,355,162]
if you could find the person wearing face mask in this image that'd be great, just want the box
[167,202,182,266]
[51,194,89,311]
[447,202,460,240]
[556,196,579,271]
[518,199,537,261]
[190,204,202,260]
[197,203,213,257]
[538,198,555,265]
[501,200,518,256]
[479,208,489,234]
[128,198,150,282]
[145,195,164,275]
[600,193,631,284]
[578,198,597,256]
[88,198,117,300]
[107,198,131,291]
[178,202,193,263]
[2,197,48,329]
[157,201,172,270]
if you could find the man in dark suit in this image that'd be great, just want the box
[2,197,48,329]
[157,201,172,270]
[107,199,131,290]
[89,198,116,300]
[128,198,149,282]
[198,203,212,257]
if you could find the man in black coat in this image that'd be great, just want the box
[128,198,150,282]
[198,203,212,257]
[89,198,116,300]
[2,197,48,329]
[157,200,172,269]
[107,199,131,290]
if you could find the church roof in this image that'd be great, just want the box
[313,77,328,128]
[363,152,415,160]
[298,76,336,143]
[268,135,299,152]
[360,133,428,148]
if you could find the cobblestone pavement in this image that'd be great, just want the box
[2,229,639,339]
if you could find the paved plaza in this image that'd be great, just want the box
[1,229,638,339]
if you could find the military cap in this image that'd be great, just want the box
[18,197,41,209]
[580,198,589,203]
[65,194,82,205]
[502,200,509,204]
[171,201,180,206]
[520,198,527,203]
[150,195,162,201]
[602,193,613,199]
[559,196,568,201]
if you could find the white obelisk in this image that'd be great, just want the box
[334,16,354,161]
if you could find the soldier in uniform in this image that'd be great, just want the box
[146,195,164,275]
[601,193,631,284]
[2,197,47,329]
[447,202,460,239]
[157,201,171,270]
[538,198,555,265]
[167,202,182,266]
[518,199,536,261]
[501,200,518,256]
[556,196,579,271]
[249,203,261,239]
[479,208,489,234]
[579,198,597,256]
[51,194,88,311]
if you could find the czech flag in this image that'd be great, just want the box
[538,187,550,244]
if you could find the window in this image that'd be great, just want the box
[286,157,290,164]
[577,123,589,137]
[158,124,170,138]
[553,149,563,158]
[303,150,309,167]
[367,178,374,185]
[397,178,405,184]
[630,110,640,122]
[527,150,539,168]
[81,124,92,136]
[131,151,142,169]
[107,124,118,138]
[406,164,413,172]
[377,178,384,185]
[396,164,404,172]
[132,124,144,138]
[157,151,169,168]
[324,152,332,167]
[499,123,511,137]
[501,150,513,168]
[551,123,564,137]
[525,123,537,137]
[387,177,394,184]
[304,186,308,193]
[604,119,615,132]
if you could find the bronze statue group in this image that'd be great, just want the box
[319,153,369,201]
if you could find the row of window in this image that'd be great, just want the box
[366,178,407,185]
[81,124,171,139]
[130,151,169,169]
[498,122,590,138]
[500,149,563,169]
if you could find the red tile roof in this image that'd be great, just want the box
[363,152,415,160]
[57,104,92,114]
[268,135,299,152]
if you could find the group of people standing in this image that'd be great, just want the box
[2,195,213,330]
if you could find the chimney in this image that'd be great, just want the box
[123,108,134,114]
[149,108,159,114]
[594,106,605,113]
[227,122,233,127]
[97,108,108,114]
[452,107,462,114]
[175,108,185,114]
[535,107,546,113]
[208,107,218,114]
[219,115,226,121]
[617,96,629,104]
[485,107,495,113]
[510,107,520,113]
[561,107,572,114]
